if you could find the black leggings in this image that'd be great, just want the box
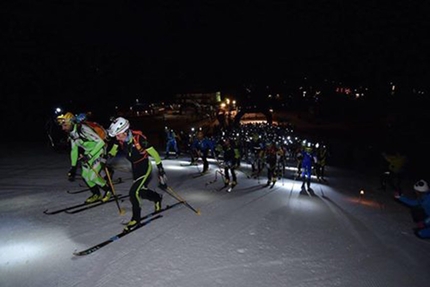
[129,163,161,221]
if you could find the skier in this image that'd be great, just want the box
[265,142,278,187]
[249,133,264,178]
[57,112,113,204]
[300,142,316,192]
[107,117,165,232]
[394,179,430,239]
[315,143,328,182]
[191,130,214,174]
[221,137,240,191]
[164,127,179,159]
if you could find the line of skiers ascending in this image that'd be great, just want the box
[55,113,331,224]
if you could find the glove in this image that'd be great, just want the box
[157,163,168,189]
[80,154,91,165]
[157,163,166,177]
[68,166,77,182]
[158,174,168,190]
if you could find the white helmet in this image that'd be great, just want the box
[108,117,130,137]
[414,180,429,193]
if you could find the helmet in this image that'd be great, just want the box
[56,112,75,125]
[108,117,130,137]
[414,180,429,193]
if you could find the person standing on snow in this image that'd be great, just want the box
[107,117,165,232]
[265,142,278,187]
[315,143,329,182]
[300,142,316,192]
[221,137,240,190]
[57,112,113,204]
[164,127,179,159]
[381,149,407,193]
[394,179,430,239]
[191,130,214,174]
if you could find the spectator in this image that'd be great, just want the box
[380,149,407,193]
[394,179,430,239]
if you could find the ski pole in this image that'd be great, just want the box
[84,158,125,215]
[163,185,201,215]
[104,166,126,215]
[206,169,221,186]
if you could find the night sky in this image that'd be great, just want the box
[1,1,429,138]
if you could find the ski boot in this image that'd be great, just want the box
[85,193,102,204]
[123,220,138,232]
[154,195,163,213]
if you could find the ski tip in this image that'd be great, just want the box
[196,209,202,215]
[73,250,84,256]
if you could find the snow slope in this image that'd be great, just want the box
[0,143,429,287]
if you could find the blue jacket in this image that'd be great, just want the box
[399,192,430,217]
[192,138,213,151]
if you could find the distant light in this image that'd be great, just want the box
[360,190,365,195]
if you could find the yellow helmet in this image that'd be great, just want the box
[56,112,75,125]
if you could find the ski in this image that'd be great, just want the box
[43,194,124,215]
[205,170,224,186]
[73,214,163,256]
[78,177,122,188]
[215,183,229,192]
[248,171,261,179]
[64,194,129,214]
[180,162,198,167]
[73,202,182,256]
[192,170,210,178]
[67,186,91,194]
[121,201,183,225]
[67,178,123,194]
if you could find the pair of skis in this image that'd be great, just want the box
[43,194,129,215]
[74,185,201,256]
[67,178,123,194]
[73,202,182,256]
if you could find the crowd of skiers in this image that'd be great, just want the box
[54,111,430,239]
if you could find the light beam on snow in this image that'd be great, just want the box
[165,165,185,171]
[0,242,43,266]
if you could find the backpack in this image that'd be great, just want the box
[131,130,148,155]
[79,121,108,141]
